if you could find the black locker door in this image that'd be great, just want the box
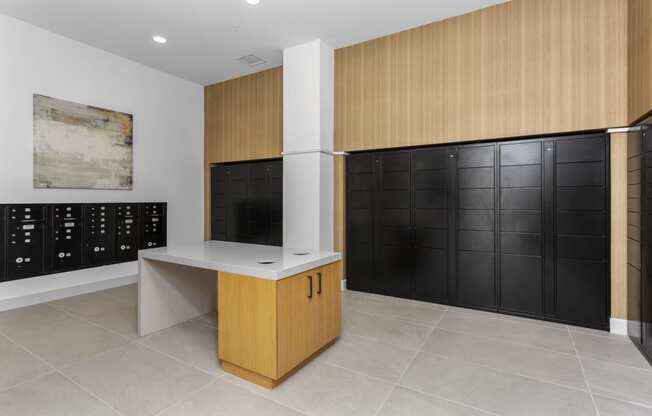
[248,163,272,244]
[555,135,609,329]
[375,150,413,298]
[226,164,249,243]
[456,144,497,309]
[211,165,228,241]
[140,203,167,249]
[642,128,652,355]
[346,153,376,293]
[269,160,283,246]
[498,141,544,315]
[0,205,5,281]
[413,147,451,303]
[5,205,47,280]
[85,204,115,266]
[115,204,139,262]
[50,204,84,272]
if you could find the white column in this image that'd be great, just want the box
[282,39,334,251]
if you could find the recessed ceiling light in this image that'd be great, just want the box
[245,0,260,5]
[152,35,167,44]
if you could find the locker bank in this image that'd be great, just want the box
[0,1,651,415]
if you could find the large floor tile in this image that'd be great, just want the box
[571,332,651,369]
[50,292,130,318]
[226,360,393,416]
[583,357,652,406]
[100,284,138,306]
[0,335,52,391]
[61,342,213,416]
[594,395,652,416]
[438,309,574,353]
[159,378,303,416]
[0,372,119,416]
[400,352,595,416]
[10,314,129,369]
[0,304,68,339]
[189,312,217,329]
[377,386,491,416]
[317,334,415,382]
[85,304,138,339]
[139,320,221,375]
[343,310,432,351]
[422,329,586,389]
[344,292,446,326]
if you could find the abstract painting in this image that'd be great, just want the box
[33,94,133,189]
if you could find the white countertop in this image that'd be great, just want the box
[138,240,341,280]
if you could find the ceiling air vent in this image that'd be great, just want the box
[236,54,266,67]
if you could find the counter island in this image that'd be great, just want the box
[138,241,342,388]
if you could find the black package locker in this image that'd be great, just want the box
[413,147,453,304]
[0,205,5,281]
[497,140,545,316]
[456,144,497,310]
[115,204,139,262]
[50,204,84,272]
[345,133,610,329]
[140,203,167,249]
[85,204,116,267]
[374,150,413,298]
[555,136,610,328]
[345,153,376,293]
[4,205,47,280]
[211,159,282,247]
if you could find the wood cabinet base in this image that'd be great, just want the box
[221,340,336,389]
[218,261,342,389]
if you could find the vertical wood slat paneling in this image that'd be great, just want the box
[204,67,283,239]
[629,0,652,124]
[334,0,628,152]
[611,133,629,321]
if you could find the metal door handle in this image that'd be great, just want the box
[308,275,313,298]
[317,272,322,295]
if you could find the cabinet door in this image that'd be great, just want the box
[555,135,608,329]
[277,270,320,377]
[316,262,342,346]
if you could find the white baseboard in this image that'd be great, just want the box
[0,262,138,312]
[610,318,628,335]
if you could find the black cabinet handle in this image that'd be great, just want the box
[307,275,313,298]
[317,272,322,295]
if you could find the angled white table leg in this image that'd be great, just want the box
[138,258,216,336]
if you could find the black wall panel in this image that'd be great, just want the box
[1,202,167,282]
[210,159,282,247]
[346,133,610,330]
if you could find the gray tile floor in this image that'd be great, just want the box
[1,285,652,415]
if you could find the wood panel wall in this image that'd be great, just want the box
[628,0,652,124]
[334,0,628,152]
[204,67,283,238]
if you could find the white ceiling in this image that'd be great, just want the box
[0,0,506,85]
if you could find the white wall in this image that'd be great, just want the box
[0,14,204,247]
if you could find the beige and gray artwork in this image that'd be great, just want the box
[33,94,133,189]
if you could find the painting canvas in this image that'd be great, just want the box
[33,94,133,189]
